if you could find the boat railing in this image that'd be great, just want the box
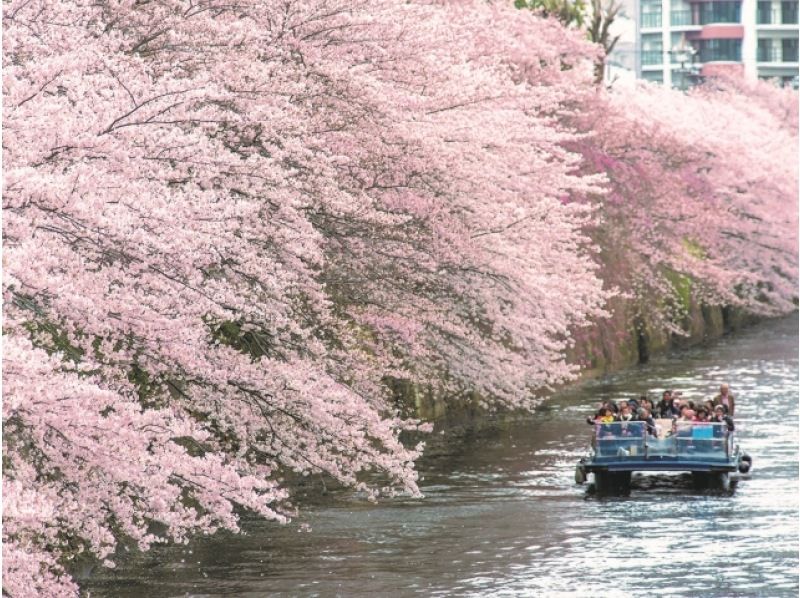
[593,421,732,460]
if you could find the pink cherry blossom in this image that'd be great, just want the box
[3,0,796,595]
[569,77,797,333]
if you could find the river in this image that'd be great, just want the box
[83,314,799,597]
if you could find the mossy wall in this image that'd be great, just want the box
[566,295,746,382]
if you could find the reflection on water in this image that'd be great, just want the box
[83,315,799,597]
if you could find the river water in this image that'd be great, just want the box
[84,315,799,597]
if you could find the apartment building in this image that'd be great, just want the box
[635,0,800,87]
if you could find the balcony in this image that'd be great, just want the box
[642,12,663,28]
[642,50,664,65]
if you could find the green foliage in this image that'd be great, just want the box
[514,0,586,27]
[682,237,707,259]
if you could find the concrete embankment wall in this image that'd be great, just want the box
[400,294,760,429]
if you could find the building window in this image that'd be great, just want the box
[698,1,741,24]
[759,39,800,63]
[671,9,692,25]
[757,0,774,23]
[642,0,662,27]
[782,38,799,61]
[642,12,663,27]
[782,2,799,23]
[757,38,776,61]
[642,0,662,12]
[698,39,742,62]
[642,50,664,65]
[641,32,663,66]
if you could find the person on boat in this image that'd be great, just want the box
[639,396,655,414]
[713,384,736,417]
[673,405,698,443]
[593,400,618,416]
[616,403,636,422]
[661,396,682,419]
[656,390,673,417]
[586,401,614,425]
[636,406,658,436]
[712,404,735,432]
[695,408,710,422]
[703,399,716,416]
[587,406,615,425]
[677,405,696,421]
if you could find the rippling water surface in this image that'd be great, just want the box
[85,315,799,597]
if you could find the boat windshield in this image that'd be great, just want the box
[593,421,732,460]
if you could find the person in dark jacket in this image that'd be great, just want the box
[663,397,683,419]
[712,404,735,432]
[637,407,658,436]
[656,390,673,418]
[639,396,655,414]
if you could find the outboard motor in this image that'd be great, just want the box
[738,453,752,474]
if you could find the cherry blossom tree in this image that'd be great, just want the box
[3,0,608,594]
[571,78,798,333]
[5,0,795,594]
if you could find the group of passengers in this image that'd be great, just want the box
[586,384,736,435]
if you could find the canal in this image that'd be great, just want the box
[84,314,799,597]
